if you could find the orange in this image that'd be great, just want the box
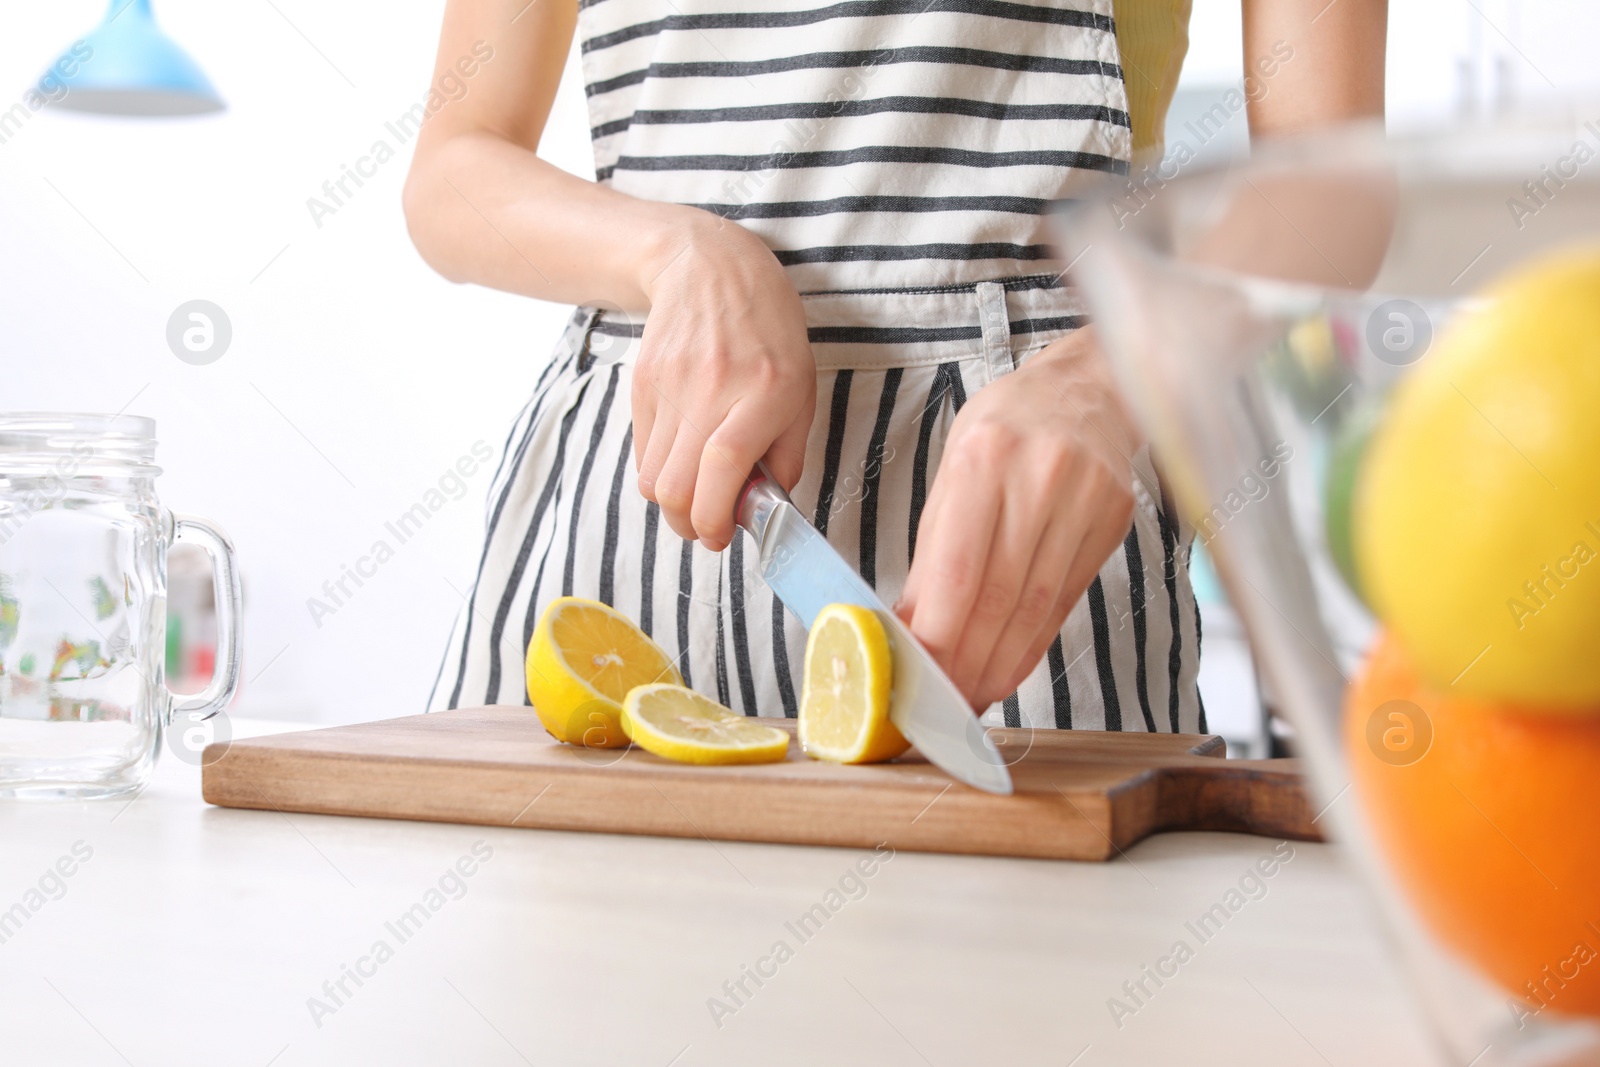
[1343,631,1600,1018]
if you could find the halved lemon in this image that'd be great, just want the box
[526,597,681,747]
[622,684,790,765]
[798,603,906,764]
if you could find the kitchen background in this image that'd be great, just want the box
[1,0,1594,744]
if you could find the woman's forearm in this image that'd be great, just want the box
[403,132,731,313]
[400,0,769,314]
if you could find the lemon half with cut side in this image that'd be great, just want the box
[526,597,681,747]
[798,603,907,764]
[622,684,790,765]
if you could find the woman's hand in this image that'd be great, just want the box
[896,327,1140,709]
[633,216,817,551]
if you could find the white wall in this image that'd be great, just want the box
[1181,0,1600,125]
[4,1,1600,726]
[0,0,596,722]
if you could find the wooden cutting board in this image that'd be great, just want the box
[203,707,1321,861]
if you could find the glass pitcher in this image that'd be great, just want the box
[0,413,240,798]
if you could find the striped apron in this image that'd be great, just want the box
[429,0,1205,732]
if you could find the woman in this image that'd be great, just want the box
[406,0,1384,728]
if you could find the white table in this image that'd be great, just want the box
[0,719,1436,1067]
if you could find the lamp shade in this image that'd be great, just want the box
[46,0,224,116]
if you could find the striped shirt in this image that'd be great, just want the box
[579,0,1134,291]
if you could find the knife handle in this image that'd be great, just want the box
[734,462,791,543]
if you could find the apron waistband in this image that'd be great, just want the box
[578,273,1086,374]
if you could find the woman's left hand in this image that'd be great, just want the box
[895,326,1142,709]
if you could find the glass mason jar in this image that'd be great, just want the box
[0,413,240,798]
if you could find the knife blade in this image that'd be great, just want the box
[735,465,1014,795]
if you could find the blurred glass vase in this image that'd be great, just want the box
[1059,121,1600,1067]
[0,414,240,798]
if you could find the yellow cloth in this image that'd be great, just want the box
[1113,0,1194,160]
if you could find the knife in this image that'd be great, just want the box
[735,464,1014,795]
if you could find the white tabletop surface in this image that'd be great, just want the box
[0,718,1438,1067]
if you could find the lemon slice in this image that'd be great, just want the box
[526,597,682,747]
[798,603,907,764]
[622,684,790,765]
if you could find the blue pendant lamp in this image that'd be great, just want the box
[46,0,224,116]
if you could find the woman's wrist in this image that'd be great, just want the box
[1021,327,1145,455]
[636,208,775,307]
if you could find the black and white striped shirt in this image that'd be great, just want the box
[578,0,1133,290]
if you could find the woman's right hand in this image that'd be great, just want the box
[632,215,816,553]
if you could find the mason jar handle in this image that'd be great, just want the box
[169,514,242,722]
